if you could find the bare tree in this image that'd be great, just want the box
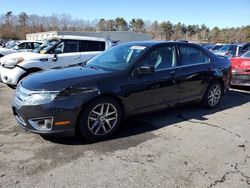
[0,11,249,43]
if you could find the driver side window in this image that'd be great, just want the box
[54,42,64,54]
[141,46,176,70]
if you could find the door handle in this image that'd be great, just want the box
[170,71,175,77]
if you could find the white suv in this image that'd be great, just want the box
[0,36,113,88]
[0,40,42,58]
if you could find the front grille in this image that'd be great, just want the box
[231,73,250,85]
[232,74,250,81]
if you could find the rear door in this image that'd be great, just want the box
[175,44,211,102]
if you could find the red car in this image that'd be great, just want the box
[230,51,250,86]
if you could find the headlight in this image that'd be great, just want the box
[24,92,58,105]
[16,88,59,105]
[2,57,24,68]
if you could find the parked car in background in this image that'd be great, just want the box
[210,44,223,51]
[202,44,215,50]
[230,51,250,86]
[213,44,243,58]
[0,40,17,49]
[0,39,9,47]
[240,42,250,55]
[0,36,113,88]
[0,40,17,48]
[0,40,42,58]
[12,41,231,141]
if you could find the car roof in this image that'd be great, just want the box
[52,35,109,42]
[120,41,199,47]
[18,40,43,43]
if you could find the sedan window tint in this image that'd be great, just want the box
[179,46,209,66]
[17,43,26,49]
[25,43,33,49]
[54,41,79,53]
[63,41,79,53]
[142,46,176,70]
[80,40,105,52]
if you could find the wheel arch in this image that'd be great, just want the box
[75,93,125,137]
[80,93,125,118]
[208,77,225,95]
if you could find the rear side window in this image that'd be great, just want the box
[179,46,209,66]
[63,41,79,53]
[17,43,26,49]
[18,42,33,49]
[80,40,106,52]
[54,40,79,54]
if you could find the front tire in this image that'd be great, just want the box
[202,82,222,109]
[78,97,122,141]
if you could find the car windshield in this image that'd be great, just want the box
[241,51,250,58]
[219,45,234,51]
[86,44,147,71]
[33,39,60,54]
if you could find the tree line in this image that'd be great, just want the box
[0,11,249,43]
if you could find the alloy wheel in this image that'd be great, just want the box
[207,84,221,107]
[87,103,118,136]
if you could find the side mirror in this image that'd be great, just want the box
[52,54,57,62]
[137,65,155,75]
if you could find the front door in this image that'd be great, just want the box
[49,40,81,68]
[122,45,179,114]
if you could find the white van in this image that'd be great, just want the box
[0,35,113,88]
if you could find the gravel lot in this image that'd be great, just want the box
[0,82,250,188]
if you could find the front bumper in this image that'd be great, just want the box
[11,95,83,136]
[0,66,26,85]
[231,73,250,86]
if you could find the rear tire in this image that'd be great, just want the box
[202,82,222,109]
[78,97,122,141]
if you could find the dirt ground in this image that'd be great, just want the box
[0,83,250,188]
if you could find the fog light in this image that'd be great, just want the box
[28,117,53,131]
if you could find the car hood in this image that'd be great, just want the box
[0,52,48,64]
[0,48,16,55]
[230,57,250,70]
[21,66,116,91]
